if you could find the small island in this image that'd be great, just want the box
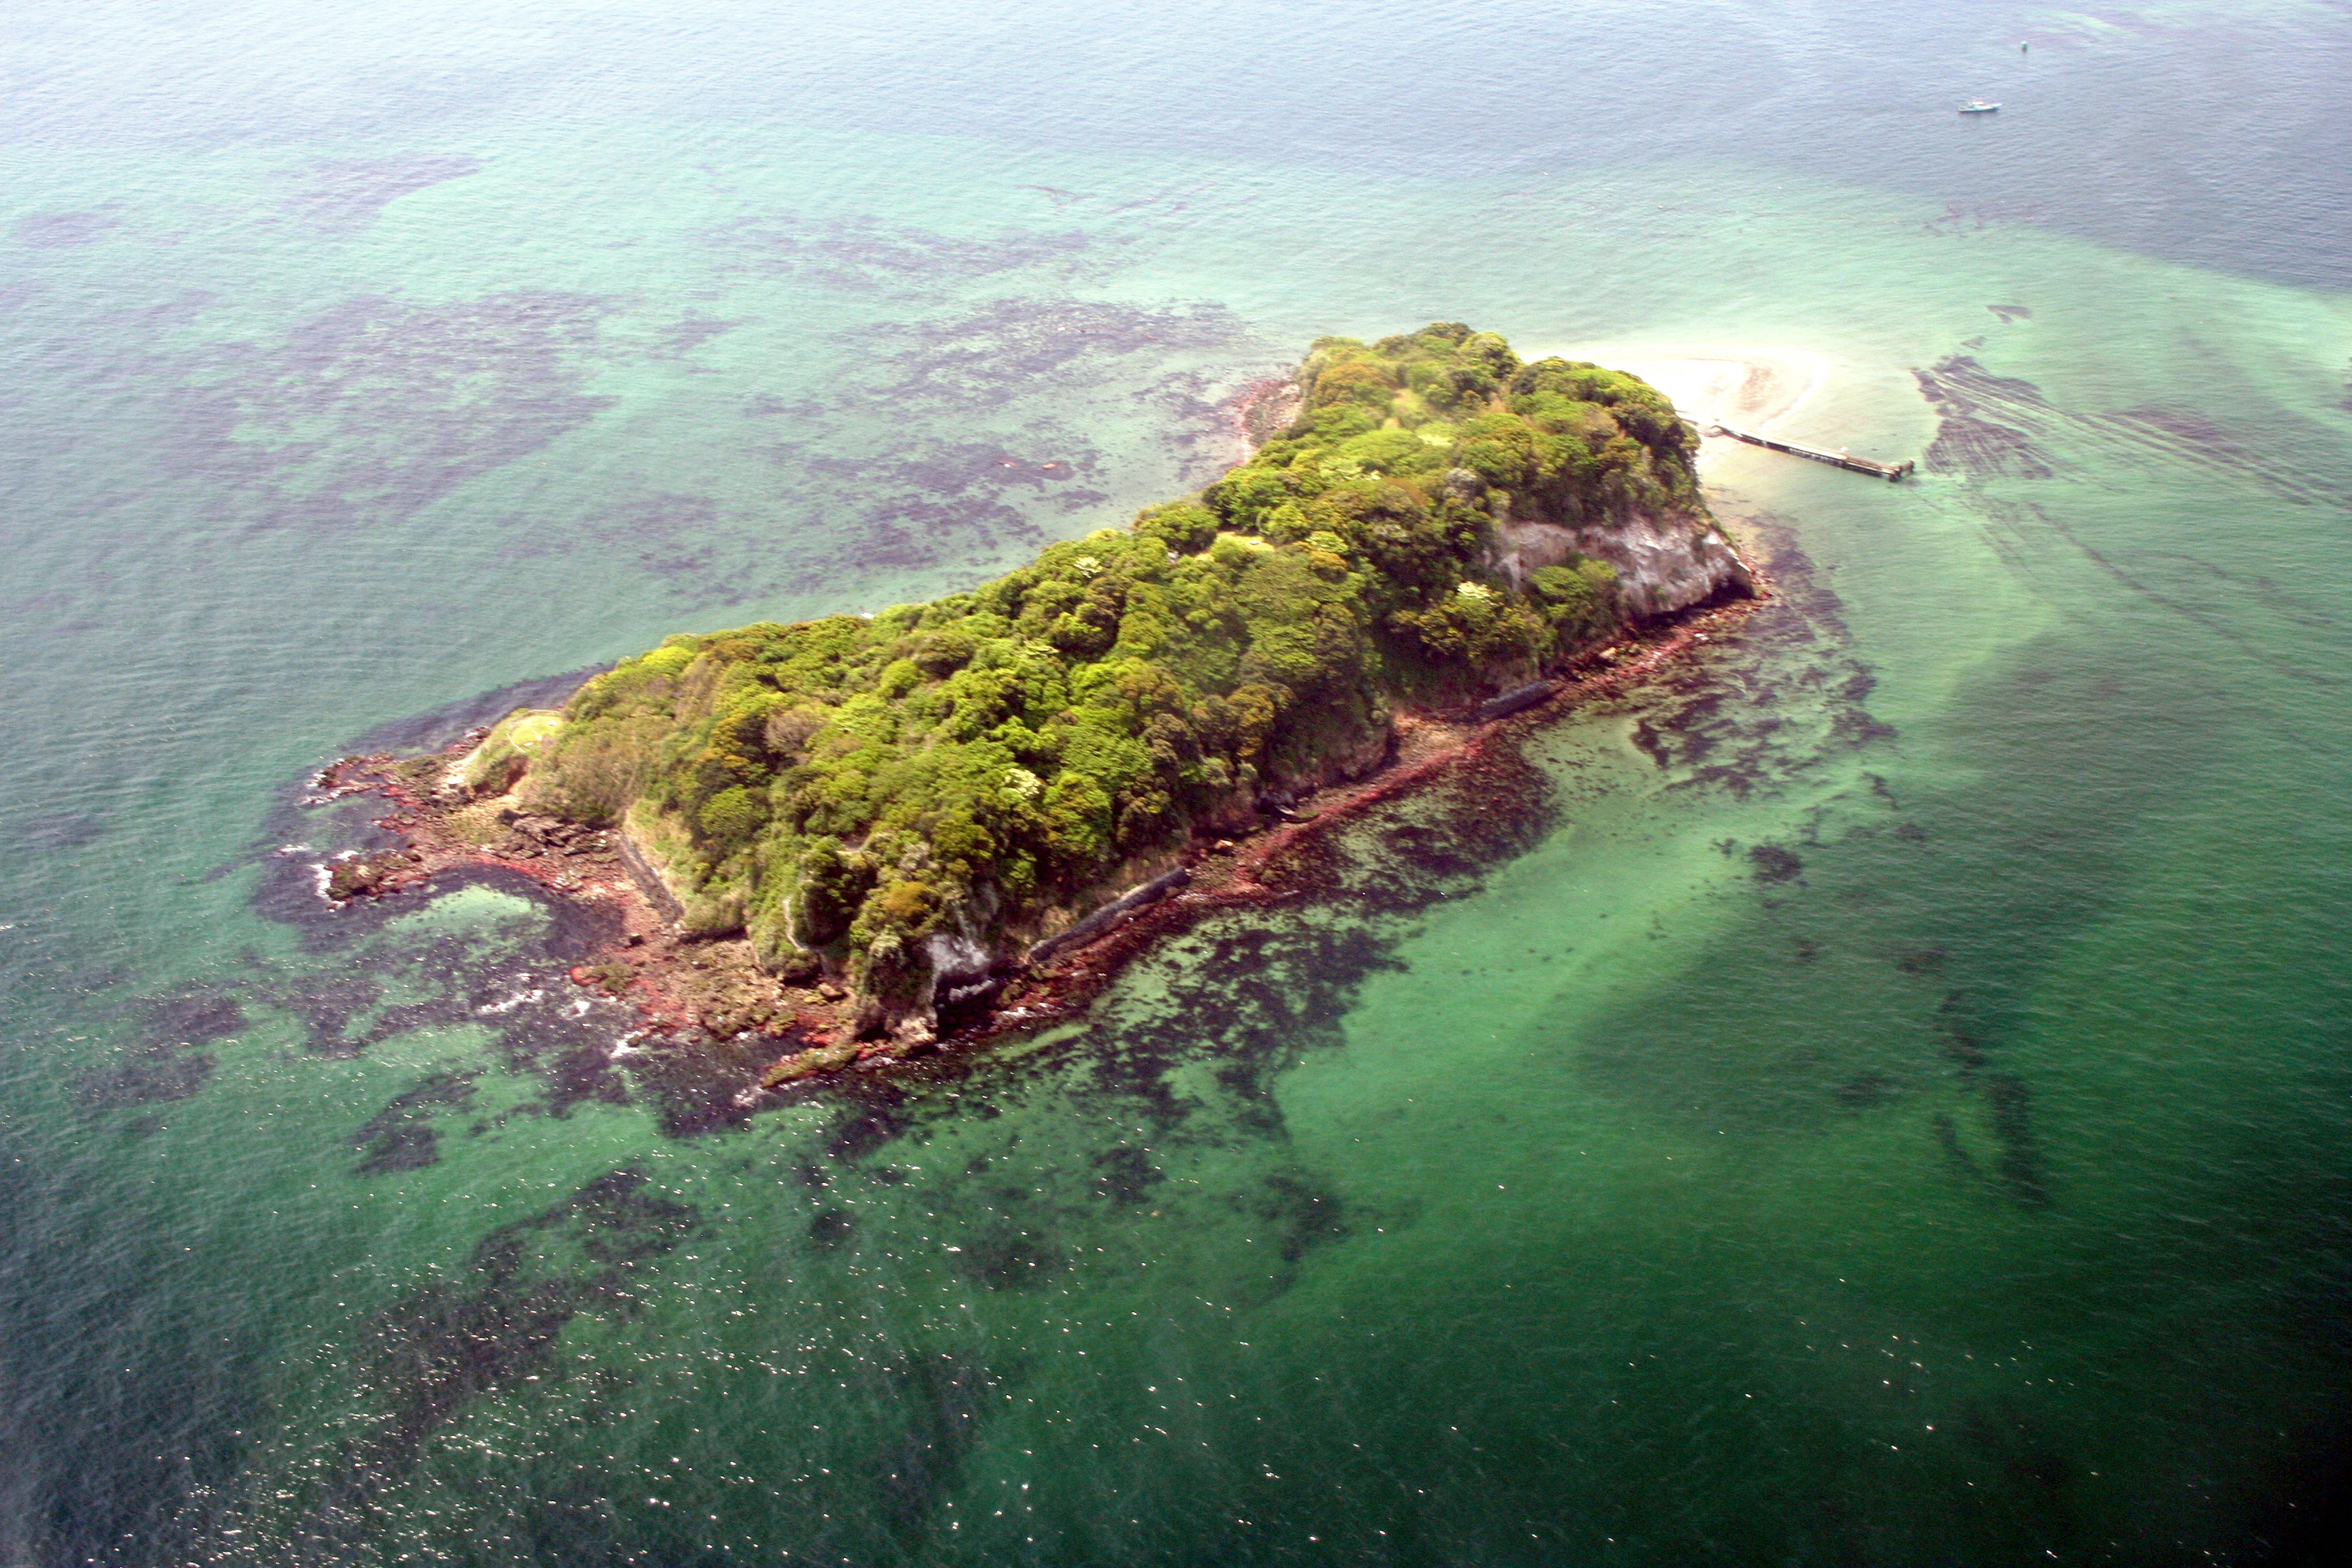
[321,323,1756,1081]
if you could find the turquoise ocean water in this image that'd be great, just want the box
[4,1,2351,1562]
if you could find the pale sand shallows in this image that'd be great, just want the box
[1542,344,1828,472]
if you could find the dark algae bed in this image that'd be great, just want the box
[333,324,1751,1070]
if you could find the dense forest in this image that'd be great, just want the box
[484,323,1736,1031]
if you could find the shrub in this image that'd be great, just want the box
[794,838,875,949]
[700,785,767,849]
[1134,503,1219,555]
[1307,359,1394,410]
[1529,558,1620,636]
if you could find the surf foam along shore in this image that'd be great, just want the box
[300,324,1768,1088]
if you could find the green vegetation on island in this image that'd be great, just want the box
[483,323,1744,1036]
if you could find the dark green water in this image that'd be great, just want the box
[4,1,2351,1562]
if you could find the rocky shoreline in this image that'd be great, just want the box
[1232,372,1305,449]
[307,578,1763,1096]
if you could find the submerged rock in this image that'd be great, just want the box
[761,1038,862,1088]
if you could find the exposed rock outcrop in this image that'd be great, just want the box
[1495,512,1750,617]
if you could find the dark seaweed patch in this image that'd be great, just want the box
[18,811,105,850]
[280,972,385,1057]
[72,991,248,1108]
[953,1228,1063,1289]
[143,992,248,1045]
[1250,1169,1350,1265]
[73,1041,215,1109]
[742,391,811,418]
[280,155,482,230]
[747,296,1256,584]
[1931,1109,1970,1169]
[371,1283,571,1459]
[713,213,1097,293]
[653,310,744,358]
[146,290,623,539]
[1916,350,2352,512]
[1544,517,2063,1143]
[1834,1071,1898,1108]
[803,440,1098,499]
[1923,1007,2051,1206]
[1984,1073,2050,1205]
[1925,414,2056,479]
[505,491,761,604]
[858,1352,1007,1531]
[350,1071,480,1175]
[605,1024,779,1138]
[1827,706,1899,747]
[587,492,724,582]
[13,210,122,247]
[1937,1002,1991,1073]
[506,292,1260,604]
[1976,494,2339,687]
[1917,354,2051,410]
[355,1168,701,1475]
[2082,401,2352,508]
[1920,201,2045,236]
[1090,1145,1162,1204]
[2099,404,2239,449]
[779,436,1100,573]
[1618,523,1897,794]
[1951,1402,2078,1501]
[1913,355,2062,479]
[823,1077,925,1162]
[855,296,1245,414]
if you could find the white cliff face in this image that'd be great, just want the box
[1496,512,1751,617]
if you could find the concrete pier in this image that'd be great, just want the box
[1687,415,1915,481]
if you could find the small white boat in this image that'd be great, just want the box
[1959,99,2001,114]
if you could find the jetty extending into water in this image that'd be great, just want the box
[1688,416,1916,482]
